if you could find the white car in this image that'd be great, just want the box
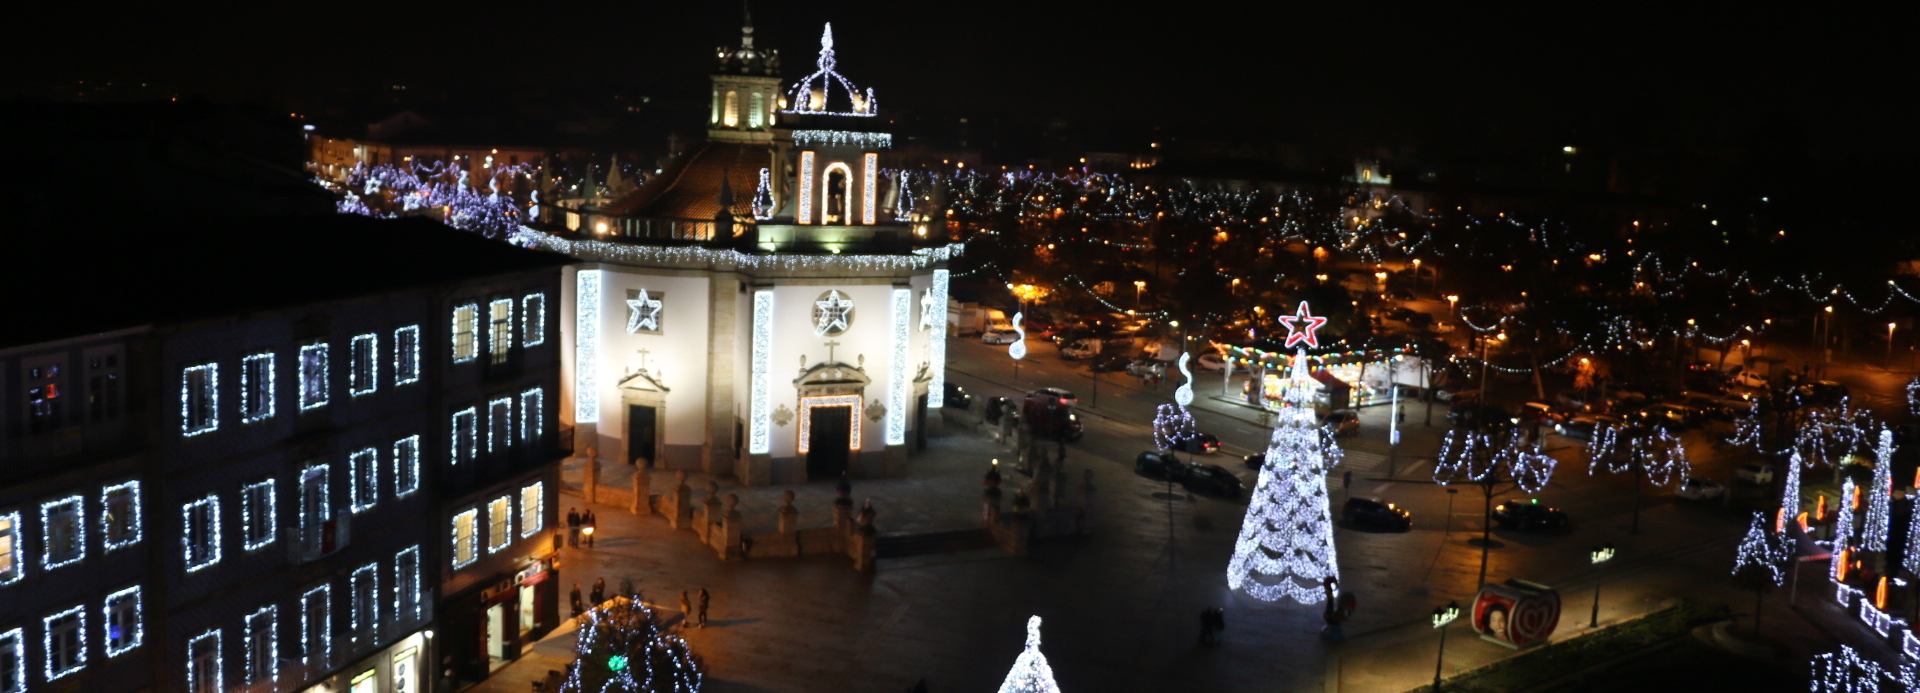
[1196,353,1227,372]
[1675,478,1726,501]
[1734,464,1774,485]
[982,328,1021,345]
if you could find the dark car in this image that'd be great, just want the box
[1090,353,1131,373]
[1243,451,1267,469]
[1387,307,1418,322]
[1554,414,1621,441]
[1135,451,1188,480]
[983,396,1012,425]
[943,382,974,410]
[1490,499,1571,531]
[1184,464,1244,498]
[1800,380,1850,406]
[1630,403,1703,431]
[1448,403,1515,430]
[1169,431,1221,454]
[1342,497,1412,532]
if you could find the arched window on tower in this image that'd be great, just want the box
[723,91,739,128]
[750,93,764,129]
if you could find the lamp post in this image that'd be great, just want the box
[1134,280,1147,309]
[1432,601,1461,692]
[1446,295,1460,316]
[1589,543,1616,627]
[1889,322,1898,367]
[1412,258,1423,294]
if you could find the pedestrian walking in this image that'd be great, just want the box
[679,590,692,620]
[583,509,597,548]
[569,583,584,620]
[566,508,581,548]
[697,588,710,627]
[591,578,606,607]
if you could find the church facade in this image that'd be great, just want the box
[516,18,955,487]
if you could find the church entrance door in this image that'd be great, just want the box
[806,405,852,479]
[627,405,657,467]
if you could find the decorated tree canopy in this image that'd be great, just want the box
[562,597,702,693]
[997,616,1063,693]
[1732,512,1787,587]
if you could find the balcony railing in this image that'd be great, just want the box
[531,203,717,242]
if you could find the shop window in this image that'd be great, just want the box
[245,606,277,684]
[242,480,277,551]
[103,586,142,657]
[43,605,85,680]
[240,352,275,423]
[299,344,330,411]
[41,496,84,569]
[394,436,421,497]
[187,629,220,693]
[452,303,479,363]
[394,325,422,385]
[522,294,547,346]
[451,510,478,569]
[349,334,378,397]
[487,497,511,553]
[182,495,221,573]
[101,482,141,552]
[520,483,544,538]
[181,363,219,436]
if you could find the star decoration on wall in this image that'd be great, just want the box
[626,289,662,333]
[1279,301,1328,348]
[920,288,940,331]
[815,290,854,335]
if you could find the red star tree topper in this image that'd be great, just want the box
[1279,302,1328,348]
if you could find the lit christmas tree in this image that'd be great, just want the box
[1732,512,1786,587]
[996,616,1062,693]
[1781,449,1805,530]
[1865,429,1894,552]
[1228,344,1341,605]
[561,597,702,693]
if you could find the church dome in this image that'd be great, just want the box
[716,15,780,76]
[782,23,877,118]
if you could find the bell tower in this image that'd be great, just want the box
[710,11,782,143]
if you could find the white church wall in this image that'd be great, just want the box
[758,280,905,481]
[594,268,714,470]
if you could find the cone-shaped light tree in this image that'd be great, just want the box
[1228,343,1343,605]
[1731,511,1789,635]
[561,597,702,693]
[997,616,1062,693]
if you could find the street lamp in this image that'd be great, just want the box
[1412,258,1422,293]
[1589,543,1616,627]
[1445,295,1460,315]
[1890,322,1898,366]
[1432,600,1461,692]
[1134,280,1147,308]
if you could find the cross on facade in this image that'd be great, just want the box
[824,340,842,362]
[636,348,651,372]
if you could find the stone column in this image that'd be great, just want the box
[719,494,744,560]
[631,468,650,515]
[777,490,799,534]
[583,447,600,504]
[849,501,878,572]
[698,481,722,542]
[667,471,693,529]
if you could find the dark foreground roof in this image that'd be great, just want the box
[5,213,571,350]
[604,141,767,219]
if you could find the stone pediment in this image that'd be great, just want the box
[619,369,671,393]
[794,360,869,396]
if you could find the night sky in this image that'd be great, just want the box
[6,4,1908,159]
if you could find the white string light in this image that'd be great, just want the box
[42,605,86,681]
[1866,429,1894,552]
[182,494,222,573]
[512,228,963,272]
[996,616,1062,693]
[186,629,220,693]
[241,479,277,552]
[886,288,911,446]
[181,363,219,437]
[298,343,329,411]
[926,269,950,409]
[394,325,421,386]
[349,448,378,513]
[348,333,379,397]
[39,496,84,570]
[574,270,602,424]
[749,290,775,454]
[394,435,421,498]
[1228,347,1341,604]
[101,586,142,658]
[240,352,276,423]
[791,130,893,149]
[245,605,278,683]
[99,481,142,552]
[1732,512,1786,586]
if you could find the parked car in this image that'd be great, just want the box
[982,328,1022,345]
[1554,414,1621,441]
[1126,358,1167,378]
[1631,403,1703,431]
[1390,289,1418,301]
[1387,307,1418,322]
[1196,352,1228,372]
[1242,452,1266,469]
[1058,338,1101,361]
[1322,410,1360,437]
[1342,497,1413,532]
[1184,464,1244,498]
[1089,353,1131,373]
[1448,403,1515,430]
[983,396,1012,425]
[1490,499,1571,530]
[1734,463,1775,485]
[1799,380,1850,406]
[1135,451,1188,480]
[1405,312,1434,329]
[1520,401,1565,426]
[1676,478,1727,501]
[944,382,974,410]
[1434,387,1478,403]
[1024,388,1082,440]
[1431,321,1456,334]
[1169,431,1221,454]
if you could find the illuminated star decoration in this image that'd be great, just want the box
[625,289,662,333]
[1279,302,1328,348]
[815,290,854,335]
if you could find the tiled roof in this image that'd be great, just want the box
[605,141,769,220]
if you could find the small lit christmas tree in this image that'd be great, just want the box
[1732,511,1789,635]
[561,597,702,693]
[997,616,1062,693]
[1865,429,1894,552]
[1228,344,1341,605]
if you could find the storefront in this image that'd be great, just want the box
[1220,343,1427,412]
[444,555,559,682]
[299,630,429,693]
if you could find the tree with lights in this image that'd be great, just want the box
[1585,425,1689,534]
[561,597,702,693]
[1434,427,1557,588]
[1865,429,1894,552]
[1781,449,1806,532]
[1731,512,1788,635]
[997,616,1062,693]
[1228,303,1343,605]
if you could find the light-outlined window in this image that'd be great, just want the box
[394,325,422,385]
[299,343,330,411]
[394,436,421,498]
[488,299,514,365]
[487,497,511,554]
[451,408,477,464]
[0,627,23,693]
[299,464,330,553]
[488,397,513,454]
[101,481,141,552]
[103,586,142,657]
[395,546,421,621]
[44,605,85,680]
[187,629,220,693]
[241,480,277,551]
[522,293,547,346]
[0,512,21,585]
[451,509,478,569]
[349,334,378,397]
[452,303,479,363]
[520,483,544,538]
[520,388,544,446]
[351,563,379,641]
[240,352,276,423]
[182,494,221,573]
[349,448,378,513]
[181,363,219,436]
[245,605,277,685]
[301,585,330,667]
[41,496,84,570]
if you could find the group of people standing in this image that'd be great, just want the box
[568,580,710,629]
[566,507,597,548]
